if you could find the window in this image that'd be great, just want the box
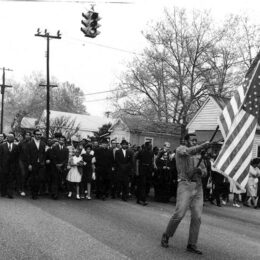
[144,137,153,146]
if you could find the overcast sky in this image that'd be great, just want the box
[1,0,260,117]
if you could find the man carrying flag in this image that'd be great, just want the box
[213,54,260,189]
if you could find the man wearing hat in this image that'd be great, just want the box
[94,138,113,200]
[115,139,134,201]
[161,133,211,255]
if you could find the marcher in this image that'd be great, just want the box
[161,134,210,255]
[115,140,134,201]
[27,129,46,200]
[0,133,19,198]
[154,151,171,202]
[135,141,153,206]
[94,139,113,200]
[66,149,83,200]
[81,144,95,199]
[50,135,69,199]
[18,131,31,196]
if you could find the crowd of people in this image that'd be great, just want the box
[0,129,259,210]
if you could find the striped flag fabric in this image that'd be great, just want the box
[213,60,260,188]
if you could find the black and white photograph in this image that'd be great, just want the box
[0,0,260,259]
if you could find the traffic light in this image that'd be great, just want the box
[81,10,101,38]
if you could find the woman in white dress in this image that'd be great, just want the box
[66,149,83,200]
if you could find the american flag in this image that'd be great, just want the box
[213,59,260,188]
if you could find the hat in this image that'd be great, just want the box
[184,133,197,141]
[121,140,128,145]
[100,138,109,144]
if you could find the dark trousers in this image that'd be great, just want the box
[28,164,45,197]
[96,167,110,198]
[1,171,14,196]
[51,167,62,197]
[18,160,29,192]
[118,178,129,200]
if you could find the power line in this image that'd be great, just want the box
[85,97,116,102]
[84,87,130,95]
[65,36,143,56]
[5,0,134,4]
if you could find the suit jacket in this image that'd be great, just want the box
[115,148,134,179]
[0,142,19,174]
[27,139,46,166]
[51,145,69,167]
[18,140,30,163]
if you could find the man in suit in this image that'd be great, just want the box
[94,139,113,200]
[18,131,31,196]
[115,140,134,201]
[135,141,153,206]
[109,140,118,198]
[0,133,19,198]
[50,135,69,199]
[27,129,46,199]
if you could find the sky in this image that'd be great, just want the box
[1,0,260,117]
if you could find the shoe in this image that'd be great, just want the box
[222,200,226,205]
[243,203,250,207]
[7,195,14,199]
[80,195,85,199]
[235,203,240,208]
[187,244,202,255]
[122,198,127,202]
[68,192,72,198]
[217,203,221,207]
[161,233,169,248]
[32,195,38,200]
[20,192,26,197]
[86,196,92,200]
[52,195,58,200]
[76,194,81,200]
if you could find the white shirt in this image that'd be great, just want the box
[122,149,126,157]
[34,138,40,150]
[8,143,13,151]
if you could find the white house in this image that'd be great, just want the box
[187,95,260,158]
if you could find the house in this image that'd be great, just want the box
[108,117,181,148]
[186,95,260,158]
[21,110,114,139]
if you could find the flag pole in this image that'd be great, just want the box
[196,125,219,167]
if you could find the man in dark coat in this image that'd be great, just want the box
[115,140,134,201]
[94,139,113,200]
[109,139,118,198]
[18,131,31,196]
[27,129,46,199]
[135,141,153,206]
[50,135,69,199]
[0,133,19,198]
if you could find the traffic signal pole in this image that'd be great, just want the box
[35,29,61,141]
[0,67,12,133]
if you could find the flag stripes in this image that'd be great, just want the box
[218,85,246,138]
[213,110,257,186]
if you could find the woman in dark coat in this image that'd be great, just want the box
[154,152,172,202]
[81,145,95,199]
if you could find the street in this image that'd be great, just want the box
[0,196,259,260]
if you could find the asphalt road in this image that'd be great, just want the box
[0,195,259,260]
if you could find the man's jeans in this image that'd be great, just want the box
[165,180,203,246]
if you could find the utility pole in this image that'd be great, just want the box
[35,28,61,140]
[0,67,12,133]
